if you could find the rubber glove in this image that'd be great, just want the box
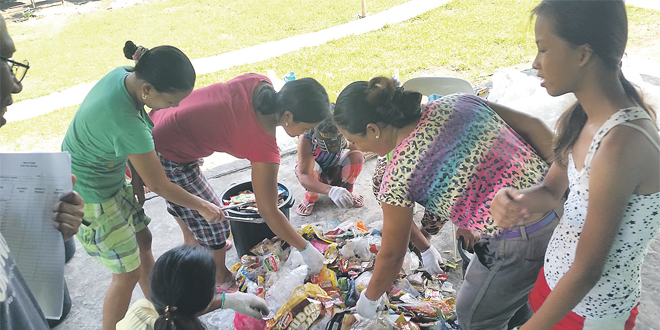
[222,292,269,319]
[328,186,353,208]
[298,241,324,275]
[356,291,382,319]
[421,245,445,275]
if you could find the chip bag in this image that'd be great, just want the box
[266,283,330,330]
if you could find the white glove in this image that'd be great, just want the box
[222,291,269,319]
[356,291,382,319]
[328,186,354,208]
[421,245,445,275]
[298,241,324,275]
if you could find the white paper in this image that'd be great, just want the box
[0,152,72,320]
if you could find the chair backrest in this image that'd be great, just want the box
[402,77,474,96]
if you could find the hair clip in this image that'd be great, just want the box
[132,46,149,62]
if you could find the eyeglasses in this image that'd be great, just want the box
[0,57,30,83]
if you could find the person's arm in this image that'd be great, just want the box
[251,162,308,250]
[51,174,85,241]
[486,100,555,163]
[296,135,331,195]
[455,228,481,252]
[491,162,568,228]
[127,150,223,223]
[520,128,644,330]
[409,224,430,251]
[364,203,414,300]
[127,160,145,206]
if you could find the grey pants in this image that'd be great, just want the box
[456,217,559,330]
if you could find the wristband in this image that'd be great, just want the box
[299,241,310,252]
[221,292,226,309]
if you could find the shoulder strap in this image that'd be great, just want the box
[583,108,657,169]
[619,123,660,152]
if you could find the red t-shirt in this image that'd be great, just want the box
[151,74,280,164]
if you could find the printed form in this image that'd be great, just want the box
[0,152,71,320]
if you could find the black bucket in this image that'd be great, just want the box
[220,181,295,257]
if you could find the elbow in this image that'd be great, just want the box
[146,182,168,196]
[572,263,605,289]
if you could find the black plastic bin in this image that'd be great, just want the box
[220,181,294,257]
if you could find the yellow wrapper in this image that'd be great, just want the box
[266,283,330,330]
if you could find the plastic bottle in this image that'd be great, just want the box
[283,71,296,82]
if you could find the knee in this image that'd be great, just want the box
[346,150,365,165]
[113,268,142,285]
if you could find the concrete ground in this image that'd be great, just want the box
[56,152,660,329]
[55,154,464,330]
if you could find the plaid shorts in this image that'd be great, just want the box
[77,183,151,274]
[158,153,230,250]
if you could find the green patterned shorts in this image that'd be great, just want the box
[77,183,151,274]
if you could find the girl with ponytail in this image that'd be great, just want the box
[335,76,556,328]
[491,1,659,329]
[62,41,225,330]
[149,74,330,286]
[116,246,268,330]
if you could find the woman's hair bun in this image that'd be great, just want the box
[123,41,138,60]
[365,76,421,121]
[366,77,397,106]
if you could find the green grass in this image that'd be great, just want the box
[8,0,406,102]
[0,105,77,152]
[2,0,659,152]
[195,0,542,95]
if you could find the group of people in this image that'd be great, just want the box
[2,0,659,330]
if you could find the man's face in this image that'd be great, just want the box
[1,15,23,128]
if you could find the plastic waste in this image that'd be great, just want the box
[283,71,296,82]
[441,281,455,293]
[265,265,309,317]
[355,271,373,293]
[234,312,266,330]
[487,69,576,129]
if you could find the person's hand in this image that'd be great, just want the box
[222,292,269,319]
[456,228,481,253]
[491,188,530,228]
[199,202,225,223]
[298,241,324,274]
[52,174,85,241]
[421,245,445,275]
[328,186,353,208]
[356,291,381,319]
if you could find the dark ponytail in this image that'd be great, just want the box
[122,40,196,94]
[533,0,656,164]
[253,77,331,123]
[150,246,215,330]
[154,312,205,330]
[334,76,422,135]
[253,84,280,115]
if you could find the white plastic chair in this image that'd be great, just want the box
[402,76,474,97]
[402,76,474,262]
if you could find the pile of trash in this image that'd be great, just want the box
[228,219,461,330]
[223,187,288,213]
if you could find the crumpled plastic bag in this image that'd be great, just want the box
[234,311,267,330]
[265,265,309,317]
[350,314,394,330]
[401,251,420,275]
[487,69,576,129]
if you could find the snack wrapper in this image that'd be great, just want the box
[311,266,338,292]
[394,313,422,330]
[266,283,330,330]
